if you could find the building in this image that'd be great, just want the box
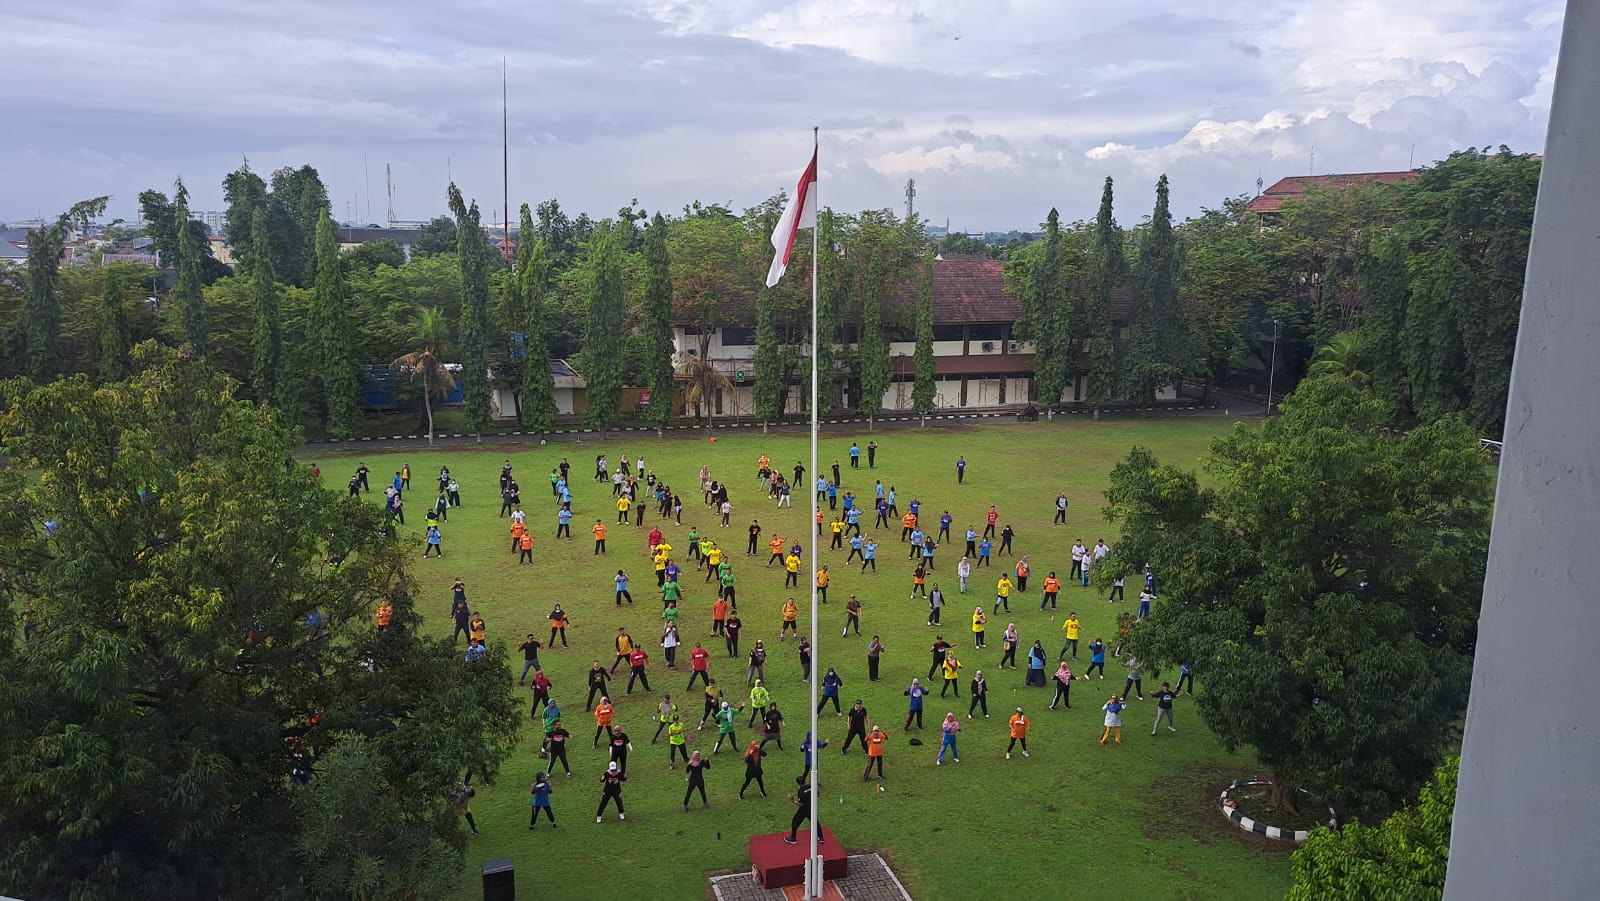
[337,226,426,260]
[0,228,28,262]
[1245,170,1417,228]
[188,210,226,234]
[490,359,588,421]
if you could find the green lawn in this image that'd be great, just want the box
[314,418,1293,901]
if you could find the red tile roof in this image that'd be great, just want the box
[1245,170,1416,214]
[926,256,1020,324]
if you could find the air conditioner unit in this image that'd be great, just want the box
[1007,341,1020,352]
[980,341,995,352]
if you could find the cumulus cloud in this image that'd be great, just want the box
[0,0,1564,230]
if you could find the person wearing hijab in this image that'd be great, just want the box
[682,750,712,811]
[936,712,962,765]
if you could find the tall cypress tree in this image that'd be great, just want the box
[753,286,784,422]
[911,250,937,419]
[222,162,268,278]
[513,204,559,433]
[582,229,627,429]
[448,184,494,436]
[1022,209,1072,413]
[858,251,891,422]
[173,180,209,357]
[1085,177,1124,404]
[310,213,361,438]
[96,265,132,383]
[247,207,281,405]
[1124,174,1185,402]
[641,213,676,427]
[815,210,842,416]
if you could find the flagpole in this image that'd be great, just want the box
[806,124,822,901]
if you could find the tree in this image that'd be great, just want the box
[342,240,406,274]
[857,250,891,423]
[414,216,458,257]
[1124,174,1187,402]
[815,210,843,416]
[95,263,137,383]
[22,196,109,380]
[309,213,362,439]
[641,213,676,428]
[248,208,282,405]
[222,161,269,277]
[753,286,785,423]
[1085,177,1124,404]
[1108,377,1491,818]
[447,184,494,437]
[509,205,559,434]
[1012,208,1074,413]
[1178,199,1271,397]
[0,350,520,900]
[582,228,627,430]
[137,188,183,267]
[173,179,209,356]
[267,165,330,287]
[911,250,936,420]
[1307,332,1368,387]
[1288,758,1457,899]
[392,307,456,444]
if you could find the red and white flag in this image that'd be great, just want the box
[765,148,818,287]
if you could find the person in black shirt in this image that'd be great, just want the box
[927,636,952,681]
[451,598,471,643]
[830,460,841,487]
[867,441,877,467]
[740,742,766,798]
[585,662,611,710]
[348,475,361,497]
[746,520,762,556]
[785,776,822,845]
[682,751,712,810]
[596,762,627,822]
[517,634,543,684]
[356,463,370,492]
[998,524,1015,556]
[609,725,633,774]
[546,722,572,776]
[1152,682,1180,734]
[843,700,869,754]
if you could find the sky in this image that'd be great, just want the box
[3,0,1565,232]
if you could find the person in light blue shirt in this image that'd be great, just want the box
[849,443,861,468]
[886,488,898,516]
[816,476,828,500]
[875,481,885,501]
[846,507,862,535]
[848,533,864,563]
[965,528,978,557]
[465,638,487,663]
[557,507,574,539]
[977,539,993,567]
[861,540,878,573]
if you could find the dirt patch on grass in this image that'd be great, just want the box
[1143,762,1299,855]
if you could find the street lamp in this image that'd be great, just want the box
[1266,319,1280,416]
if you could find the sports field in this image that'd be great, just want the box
[315,417,1293,900]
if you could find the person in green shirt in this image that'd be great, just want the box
[541,699,562,757]
[721,570,738,606]
[687,528,702,562]
[712,701,743,754]
[662,601,680,625]
[748,680,772,727]
[662,579,682,606]
[666,714,689,767]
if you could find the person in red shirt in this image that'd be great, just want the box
[984,506,999,539]
[687,642,711,689]
[626,647,652,694]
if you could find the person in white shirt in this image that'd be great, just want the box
[1093,540,1109,562]
[511,508,526,525]
[957,556,971,593]
[1070,541,1087,581]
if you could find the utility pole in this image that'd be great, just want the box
[904,178,916,222]
[1266,319,1279,415]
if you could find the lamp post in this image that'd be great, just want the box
[1266,319,1280,416]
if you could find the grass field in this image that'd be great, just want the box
[314,418,1294,901]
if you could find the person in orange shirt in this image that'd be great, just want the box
[375,601,393,630]
[592,520,608,555]
[1041,572,1061,611]
[900,512,918,541]
[1014,556,1031,592]
[1007,707,1030,759]
[767,536,785,567]
[593,697,615,749]
[816,508,824,536]
[780,597,799,640]
[519,531,535,565]
[712,596,730,636]
[862,725,887,781]
[510,520,526,554]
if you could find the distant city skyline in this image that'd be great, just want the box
[3,1,1563,231]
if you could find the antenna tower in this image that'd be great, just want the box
[904,178,917,221]
[386,164,397,228]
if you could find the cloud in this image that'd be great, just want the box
[0,0,1564,231]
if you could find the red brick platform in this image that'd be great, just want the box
[748,829,849,888]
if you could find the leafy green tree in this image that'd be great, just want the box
[815,209,844,416]
[1085,177,1124,404]
[22,196,109,380]
[310,213,362,439]
[1124,175,1187,402]
[342,240,406,274]
[222,162,269,277]
[641,213,676,427]
[509,205,559,433]
[1109,376,1490,818]
[912,250,936,419]
[248,208,282,405]
[268,165,331,287]
[534,199,579,269]
[0,350,520,900]
[753,286,785,422]
[1307,331,1368,386]
[1012,209,1074,413]
[137,188,183,267]
[95,264,137,382]
[1178,200,1272,396]
[392,307,456,444]
[447,184,494,436]
[1352,233,1410,415]
[1288,758,1457,899]
[414,216,458,257]
[582,228,627,429]
[173,180,209,356]
[857,250,891,422]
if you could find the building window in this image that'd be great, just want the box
[968,324,1003,341]
[722,327,756,346]
[932,324,965,342]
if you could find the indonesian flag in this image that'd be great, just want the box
[765,147,818,287]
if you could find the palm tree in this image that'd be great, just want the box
[674,351,734,428]
[392,307,457,445]
[1307,331,1368,388]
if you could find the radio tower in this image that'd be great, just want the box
[904,178,917,221]
[385,164,397,228]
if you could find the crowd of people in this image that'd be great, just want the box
[345,440,1190,838]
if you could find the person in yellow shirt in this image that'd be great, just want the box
[829,518,844,550]
[993,575,1014,614]
[780,597,799,640]
[971,607,987,649]
[616,495,631,524]
[784,553,801,588]
[704,544,724,583]
[469,613,487,643]
[1061,612,1081,659]
[816,566,830,604]
[940,650,963,697]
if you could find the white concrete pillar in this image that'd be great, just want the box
[1445,3,1600,896]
